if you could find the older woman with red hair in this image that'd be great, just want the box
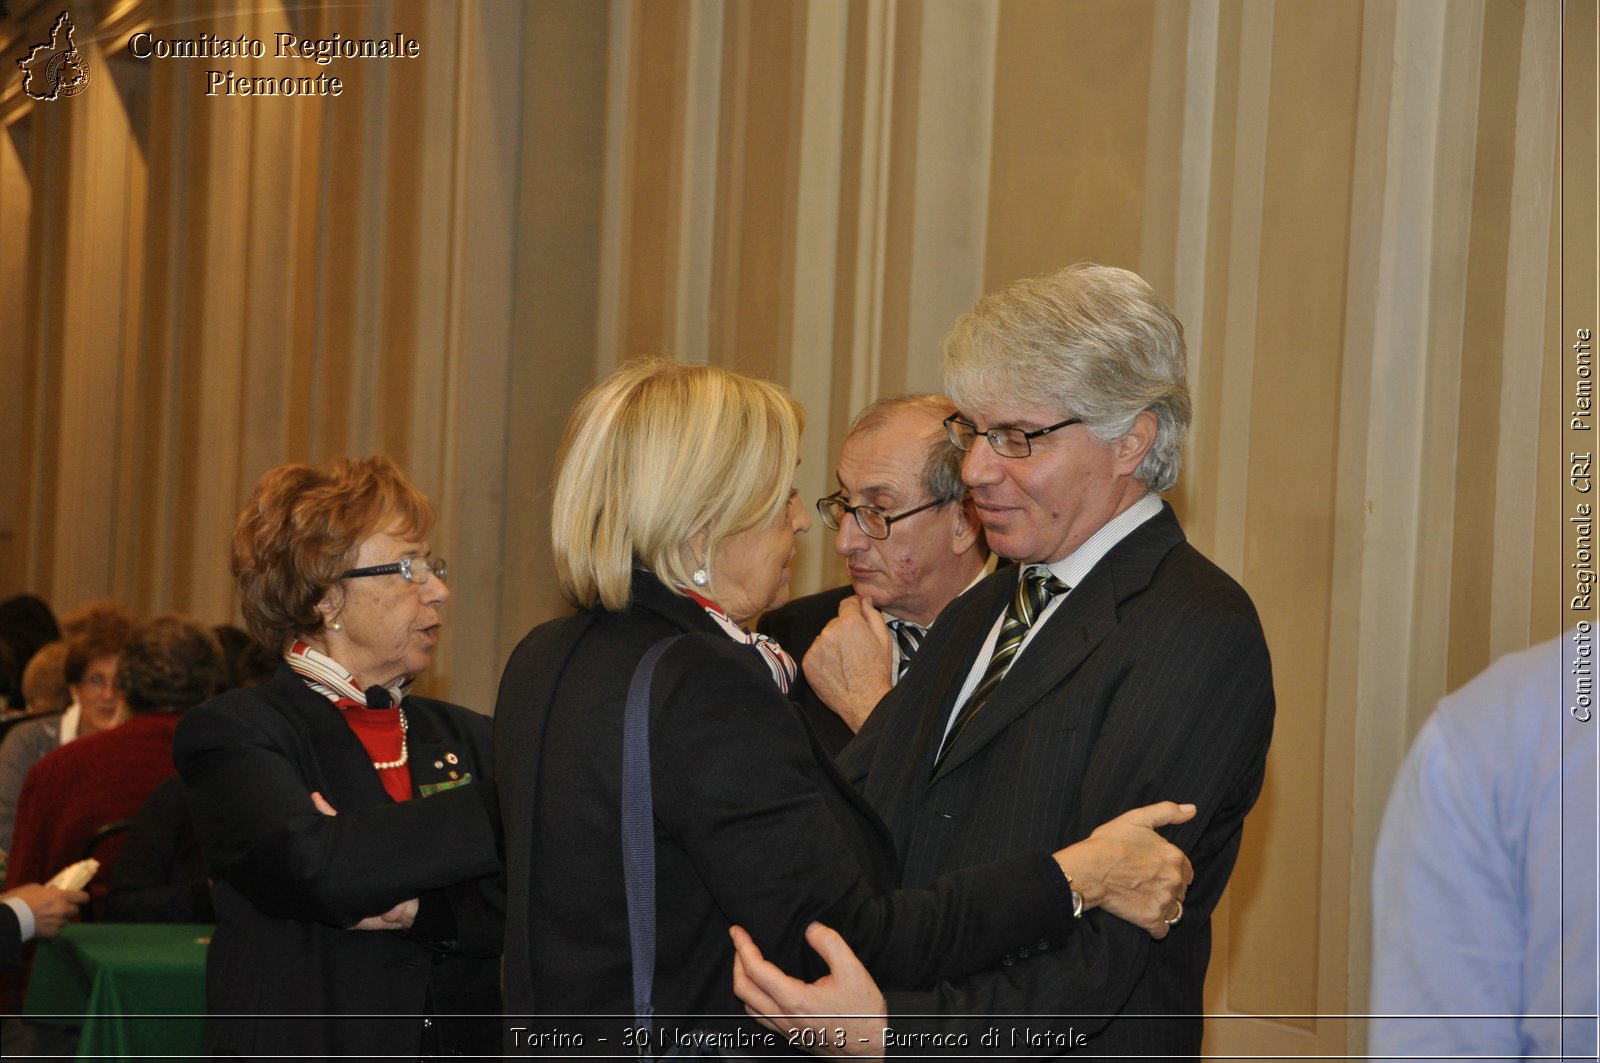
[174,456,501,1060]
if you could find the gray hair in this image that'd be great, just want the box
[845,394,965,505]
[942,263,1191,492]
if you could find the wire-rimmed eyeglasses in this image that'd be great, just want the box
[943,414,1083,458]
[339,555,448,584]
[816,493,947,541]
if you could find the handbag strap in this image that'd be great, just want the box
[622,635,685,1044]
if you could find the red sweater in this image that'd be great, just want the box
[3,713,183,893]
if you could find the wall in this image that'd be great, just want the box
[1,0,1592,1052]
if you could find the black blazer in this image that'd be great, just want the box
[840,504,1276,1055]
[757,584,855,755]
[0,899,19,971]
[174,665,504,1060]
[495,573,1078,1052]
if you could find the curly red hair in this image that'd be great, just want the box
[233,457,435,650]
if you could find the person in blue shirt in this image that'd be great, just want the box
[1370,632,1598,1060]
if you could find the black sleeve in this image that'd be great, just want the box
[0,901,21,970]
[174,703,500,928]
[651,638,1080,991]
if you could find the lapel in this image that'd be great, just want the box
[926,503,1187,784]
[850,570,1015,789]
[632,575,898,851]
[406,710,479,796]
[259,665,393,807]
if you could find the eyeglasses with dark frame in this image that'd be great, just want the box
[339,555,449,585]
[943,414,1083,458]
[816,493,948,541]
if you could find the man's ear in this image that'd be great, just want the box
[1114,409,1159,475]
[950,496,982,557]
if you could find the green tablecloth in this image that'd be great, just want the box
[24,922,211,1060]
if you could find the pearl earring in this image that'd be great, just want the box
[691,567,709,587]
[329,618,343,632]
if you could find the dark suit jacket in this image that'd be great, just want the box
[757,585,856,755]
[840,504,1275,1056]
[495,573,1077,1052]
[0,900,19,971]
[174,665,504,1060]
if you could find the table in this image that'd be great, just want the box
[23,923,210,1060]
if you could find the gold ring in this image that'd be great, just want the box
[1165,900,1184,927]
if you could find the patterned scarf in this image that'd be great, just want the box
[681,590,798,694]
[286,641,413,801]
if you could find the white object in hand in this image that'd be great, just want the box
[47,857,99,891]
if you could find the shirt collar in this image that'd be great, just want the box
[58,700,80,744]
[1042,492,1162,588]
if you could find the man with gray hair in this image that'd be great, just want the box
[735,264,1276,1056]
[759,394,992,754]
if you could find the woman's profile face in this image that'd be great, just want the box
[316,527,450,689]
[703,489,809,624]
[71,653,124,736]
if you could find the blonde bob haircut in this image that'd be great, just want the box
[553,359,804,611]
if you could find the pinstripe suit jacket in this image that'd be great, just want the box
[757,584,857,755]
[839,503,1274,1056]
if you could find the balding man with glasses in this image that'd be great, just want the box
[759,394,995,754]
[736,264,1275,1058]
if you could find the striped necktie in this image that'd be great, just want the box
[887,618,926,682]
[934,565,1068,769]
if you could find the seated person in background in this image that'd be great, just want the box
[0,641,72,755]
[3,616,226,905]
[19,642,71,718]
[1,883,87,971]
[759,394,993,753]
[211,624,277,690]
[0,602,136,854]
[0,594,61,720]
[104,625,277,925]
[104,774,214,924]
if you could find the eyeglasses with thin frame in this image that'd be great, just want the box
[339,555,449,585]
[816,493,948,541]
[943,414,1083,458]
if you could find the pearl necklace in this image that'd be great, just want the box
[370,707,409,770]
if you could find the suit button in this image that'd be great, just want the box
[1017,946,1031,959]
[1037,938,1051,951]
[1001,954,1015,966]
